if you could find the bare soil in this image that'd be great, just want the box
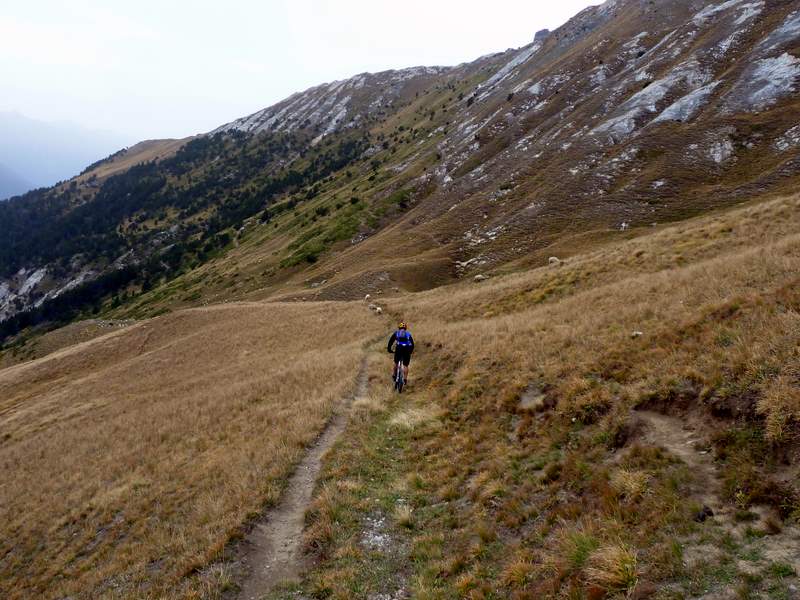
[637,410,724,514]
[234,359,370,599]
[637,410,800,576]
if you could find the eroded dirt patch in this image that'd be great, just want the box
[637,410,800,591]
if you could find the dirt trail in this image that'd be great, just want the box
[637,410,800,575]
[235,360,370,600]
[637,410,723,514]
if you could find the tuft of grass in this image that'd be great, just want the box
[390,405,441,430]
[394,504,414,529]
[757,376,800,443]
[610,468,651,501]
[584,544,639,594]
[304,483,346,556]
[475,520,498,544]
[499,551,536,587]
[560,526,601,572]
[352,394,387,417]
[769,562,796,579]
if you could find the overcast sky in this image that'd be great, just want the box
[1,0,598,142]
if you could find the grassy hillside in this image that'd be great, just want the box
[2,191,797,599]
[0,302,382,599]
[273,193,800,600]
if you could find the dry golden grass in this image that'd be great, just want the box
[79,138,192,183]
[584,543,639,594]
[758,375,800,443]
[387,194,800,443]
[0,319,134,369]
[6,192,800,599]
[0,301,380,599]
[389,405,441,430]
[609,469,651,501]
[392,193,800,322]
[344,192,800,597]
[499,550,536,587]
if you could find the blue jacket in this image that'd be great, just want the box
[388,329,414,352]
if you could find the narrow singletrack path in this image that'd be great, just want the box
[637,410,800,579]
[637,410,723,513]
[235,360,369,600]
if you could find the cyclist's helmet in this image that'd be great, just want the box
[398,321,407,329]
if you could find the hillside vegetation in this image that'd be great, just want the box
[279,193,800,600]
[2,192,797,599]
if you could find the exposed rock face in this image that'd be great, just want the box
[212,66,450,143]
[3,0,800,322]
[534,29,551,43]
[0,269,47,321]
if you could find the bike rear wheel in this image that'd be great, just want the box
[395,361,405,393]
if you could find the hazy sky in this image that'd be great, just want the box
[1,1,598,142]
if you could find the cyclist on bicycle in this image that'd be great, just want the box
[388,321,415,384]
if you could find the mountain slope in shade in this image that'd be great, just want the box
[0,162,32,201]
[0,112,132,189]
[0,0,799,331]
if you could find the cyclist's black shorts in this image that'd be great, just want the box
[394,347,412,367]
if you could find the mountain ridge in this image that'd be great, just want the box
[0,0,798,338]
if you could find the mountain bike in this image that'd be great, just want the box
[394,358,405,393]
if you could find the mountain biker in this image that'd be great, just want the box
[388,321,414,384]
